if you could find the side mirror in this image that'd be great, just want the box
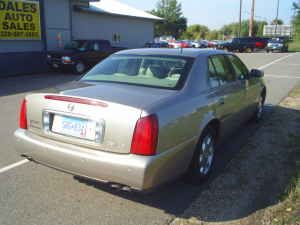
[250,69,264,78]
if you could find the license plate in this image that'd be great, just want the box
[52,115,97,141]
[52,63,59,68]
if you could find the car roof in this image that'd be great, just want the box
[114,48,227,58]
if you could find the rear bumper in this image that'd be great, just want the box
[266,46,284,51]
[14,129,194,190]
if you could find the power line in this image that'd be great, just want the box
[243,11,269,22]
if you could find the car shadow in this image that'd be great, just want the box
[74,105,300,223]
[0,73,80,97]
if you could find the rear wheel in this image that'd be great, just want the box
[187,126,216,182]
[245,47,253,53]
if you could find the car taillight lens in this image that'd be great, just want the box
[256,42,264,48]
[130,114,159,156]
[19,99,27,129]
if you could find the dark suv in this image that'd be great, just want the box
[47,40,125,74]
[218,37,269,53]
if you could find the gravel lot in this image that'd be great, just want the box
[0,53,299,225]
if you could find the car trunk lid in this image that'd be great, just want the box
[25,82,176,154]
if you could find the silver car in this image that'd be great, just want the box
[14,49,266,191]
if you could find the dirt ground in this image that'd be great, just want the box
[171,86,300,225]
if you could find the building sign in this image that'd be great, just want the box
[0,0,41,40]
[263,25,293,37]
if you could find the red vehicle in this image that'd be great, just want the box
[168,41,191,48]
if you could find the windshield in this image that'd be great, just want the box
[64,41,89,51]
[81,55,194,89]
[269,38,284,43]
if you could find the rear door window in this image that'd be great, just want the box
[227,55,249,80]
[210,55,236,85]
[208,58,220,88]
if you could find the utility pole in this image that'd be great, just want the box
[249,0,255,37]
[239,0,242,37]
[274,0,280,36]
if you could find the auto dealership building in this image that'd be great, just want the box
[0,0,162,76]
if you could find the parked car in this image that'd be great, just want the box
[198,40,210,48]
[168,41,191,48]
[266,37,289,53]
[144,42,169,48]
[218,37,269,52]
[47,40,125,74]
[15,49,266,191]
[189,41,201,48]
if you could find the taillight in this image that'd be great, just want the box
[130,114,159,156]
[19,99,27,129]
[256,42,264,48]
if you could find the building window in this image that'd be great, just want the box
[113,33,121,43]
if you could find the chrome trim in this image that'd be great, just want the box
[42,109,105,144]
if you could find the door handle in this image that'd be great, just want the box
[218,97,225,105]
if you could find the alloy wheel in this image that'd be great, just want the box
[198,134,215,175]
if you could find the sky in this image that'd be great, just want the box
[121,0,296,29]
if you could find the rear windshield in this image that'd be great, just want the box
[64,40,89,51]
[81,55,194,90]
[269,38,284,43]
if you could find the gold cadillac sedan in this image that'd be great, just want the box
[14,49,266,191]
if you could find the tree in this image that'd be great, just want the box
[206,30,221,40]
[293,1,300,40]
[150,0,187,38]
[271,19,284,25]
[181,24,209,40]
[220,20,268,38]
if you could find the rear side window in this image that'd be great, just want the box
[227,55,249,80]
[208,58,220,88]
[209,55,236,86]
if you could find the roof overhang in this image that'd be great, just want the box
[73,0,163,21]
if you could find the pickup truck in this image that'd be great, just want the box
[47,40,125,74]
[218,37,269,53]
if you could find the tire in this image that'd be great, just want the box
[245,47,253,53]
[187,126,216,182]
[252,91,266,122]
[73,61,86,74]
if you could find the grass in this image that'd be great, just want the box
[271,147,300,225]
[289,40,300,52]
[271,86,300,225]
[289,84,300,98]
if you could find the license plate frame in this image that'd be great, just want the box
[45,112,104,143]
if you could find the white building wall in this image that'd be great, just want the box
[72,11,154,48]
[44,0,72,51]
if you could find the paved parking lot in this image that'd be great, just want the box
[0,53,299,225]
